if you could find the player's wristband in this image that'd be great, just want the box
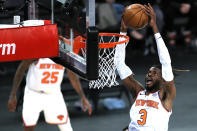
[154,33,162,39]
[120,32,127,36]
[154,32,171,65]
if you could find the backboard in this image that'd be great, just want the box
[41,0,99,80]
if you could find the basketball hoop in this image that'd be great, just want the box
[90,33,129,89]
[59,33,129,89]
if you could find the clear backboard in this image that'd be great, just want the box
[46,0,99,80]
[0,0,130,88]
[0,0,98,80]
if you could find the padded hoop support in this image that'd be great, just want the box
[0,24,59,62]
[86,26,99,80]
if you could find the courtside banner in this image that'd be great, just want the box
[0,24,59,62]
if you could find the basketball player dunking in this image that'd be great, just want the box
[8,58,92,131]
[116,4,176,131]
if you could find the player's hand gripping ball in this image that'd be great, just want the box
[122,4,149,29]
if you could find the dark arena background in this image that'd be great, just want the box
[0,0,197,131]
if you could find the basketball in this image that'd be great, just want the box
[122,4,149,29]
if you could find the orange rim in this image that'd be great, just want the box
[59,33,129,49]
[98,33,129,48]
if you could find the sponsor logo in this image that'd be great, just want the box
[0,43,16,55]
[57,115,64,121]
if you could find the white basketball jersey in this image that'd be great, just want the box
[129,90,172,131]
[26,58,65,93]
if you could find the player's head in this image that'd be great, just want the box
[145,65,162,92]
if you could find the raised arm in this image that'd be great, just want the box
[8,59,34,112]
[115,18,143,100]
[66,69,92,115]
[144,4,176,106]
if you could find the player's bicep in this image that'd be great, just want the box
[122,74,143,99]
[12,59,35,94]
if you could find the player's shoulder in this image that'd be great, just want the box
[21,59,37,66]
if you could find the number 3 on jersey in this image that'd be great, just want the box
[137,109,147,125]
[41,71,59,84]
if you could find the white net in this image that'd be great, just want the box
[88,34,129,89]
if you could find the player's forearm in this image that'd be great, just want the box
[154,33,174,81]
[152,22,159,34]
[115,32,133,80]
[151,22,170,65]
[10,70,24,97]
[66,69,85,98]
[154,33,171,65]
[74,84,86,98]
[116,18,133,79]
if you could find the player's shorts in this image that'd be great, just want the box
[22,86,72,129]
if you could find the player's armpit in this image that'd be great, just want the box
[122,74,144,100]
[160,80,176,111]
[162,80,176,100]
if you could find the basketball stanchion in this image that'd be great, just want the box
[59,33,129,89]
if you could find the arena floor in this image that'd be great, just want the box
[0,50,197,131]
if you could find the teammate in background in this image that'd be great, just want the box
[8,58,92,131]
[115,3,176,131]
